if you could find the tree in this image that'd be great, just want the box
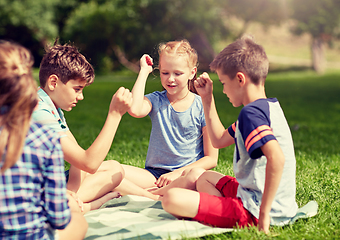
[0,0,62,45]
[290,0,340,73]
[62,0,227,72]
[220,0,288,39]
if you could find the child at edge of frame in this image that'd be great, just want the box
[0,40,87,240]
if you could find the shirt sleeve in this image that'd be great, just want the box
[44,134,71,229]
[228,122,236,138]
[238,105,276,159]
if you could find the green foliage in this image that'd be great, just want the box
[65,69,340,239]
[290,0,340,38]
[0,0,61,41]
[223,0,287,25]
[219,0,287,39]
[62,0,227,71]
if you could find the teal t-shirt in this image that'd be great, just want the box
[32,88,69,137]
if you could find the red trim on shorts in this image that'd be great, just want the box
[194,175,258,228]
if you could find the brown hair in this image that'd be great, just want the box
[210,35,269,85]
[0,41,38,172]
[158,40,198,93]
[39,43,95,88]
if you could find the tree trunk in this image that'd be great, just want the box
[311,37,326,74]
[189,31,216,71]
[112,45,140,73]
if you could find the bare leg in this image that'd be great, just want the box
[76,160,124,203]
[114,178,159,200]
[57,212,88,240]
[114,164,160,200]
[58,193,88,239]
[196,170,225,196]
[152,168,206,196]
[121,164,158,188]
[66,165,83,193]
[161,188,200,218]
[82,191,121,213]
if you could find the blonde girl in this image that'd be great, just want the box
[117,40,218,198]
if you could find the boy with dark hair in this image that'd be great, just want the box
[160,36,298,233]
[32,43,132,212]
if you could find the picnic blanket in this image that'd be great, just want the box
[84,195,318,240]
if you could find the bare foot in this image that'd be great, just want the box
[83,191,121,213]
[97,191,121,205]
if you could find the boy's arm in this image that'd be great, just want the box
[128,54,153,118]
[195,72,234,148]
[258,139,285,234]
[61,87,132,173]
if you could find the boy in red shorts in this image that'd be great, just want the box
[160,36,298,233]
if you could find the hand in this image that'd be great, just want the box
[155,170,182,188]
[109,87,133,116]
[140,54,153,73]
[66,190,84,212]
[194,72,214,99]
[258,210,270,234]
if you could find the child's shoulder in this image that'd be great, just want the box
[242,98,278,112]
[145,90,167,102]
[239,98,280,122]
[25,122,61,150]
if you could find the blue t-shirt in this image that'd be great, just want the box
[228,98,298,226]
[145,91,206,171]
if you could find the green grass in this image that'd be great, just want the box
[64,69,340,239]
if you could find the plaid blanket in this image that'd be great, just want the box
[84,195,318,240]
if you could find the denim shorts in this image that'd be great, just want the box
[145,167,171,179]
[65,169,69,183]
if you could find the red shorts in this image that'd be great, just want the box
[193,175,258,228]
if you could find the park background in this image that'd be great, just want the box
[1,0,339,239]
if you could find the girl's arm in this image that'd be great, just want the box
[155,126,219,187]
[128,55,153,118]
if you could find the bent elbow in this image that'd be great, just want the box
[128,109,145,118]
[212,142,225,149]
[82,164,98,174]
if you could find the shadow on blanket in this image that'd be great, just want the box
[84,195,318,240]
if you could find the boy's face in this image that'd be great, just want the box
[216,69,243,108]
[52,78,86,111]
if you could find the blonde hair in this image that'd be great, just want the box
[158,40,198,93]
[0,41,38,172]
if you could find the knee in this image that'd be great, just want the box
[105,160,125,180]
[161,188,180,213]
[196,170,215,191]
[185,168,206,186]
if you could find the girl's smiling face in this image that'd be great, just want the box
[159,54,196,99]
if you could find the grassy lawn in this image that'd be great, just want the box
[64,69,340,239]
